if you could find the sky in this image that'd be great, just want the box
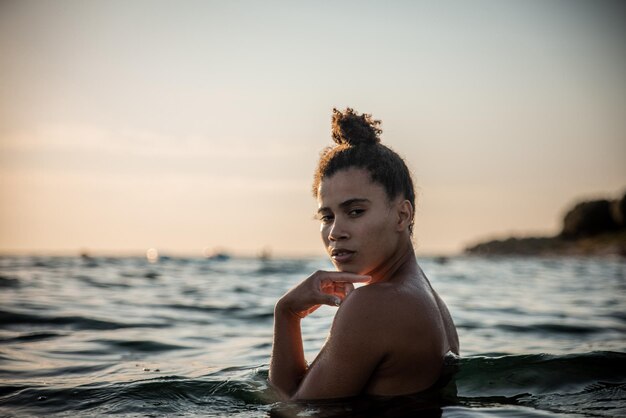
[1,0,625,257]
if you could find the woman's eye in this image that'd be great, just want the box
[320,215,334,224]
[348,209,365,217]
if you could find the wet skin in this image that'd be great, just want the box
[269,168,459,400]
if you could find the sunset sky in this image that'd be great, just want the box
[1,0,625,257]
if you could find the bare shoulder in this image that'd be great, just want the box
[335,282,434,332]
[331,283,392,329]
[329,280,454,395]
[347,281,436,314]
[338,280,459,354]
[339,282,402,317]
[324,283,405,346]
[347,281,407,302]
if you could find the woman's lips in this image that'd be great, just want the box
[331,249,355,264]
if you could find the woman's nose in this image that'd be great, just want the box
[328,219,349,241]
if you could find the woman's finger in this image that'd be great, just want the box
[318,272,371,284]
[341,282,355,297]
[282,271,370,318]
[331,281,354,295]
[322,294,342,307]
[319,279,356,300]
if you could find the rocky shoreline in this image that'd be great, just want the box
[465,192,626,257]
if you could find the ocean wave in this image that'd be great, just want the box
[495,323,607,335]
[0,309,169,331]
[0,275,20,288]
[163,303,274,322]
[455,351,626,396]
[0,331,63,343]
[0,352,623,417]
[450,351,626,417]
[93,339,192,353]
[0,367,269,416]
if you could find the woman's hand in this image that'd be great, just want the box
[276,271,371,319]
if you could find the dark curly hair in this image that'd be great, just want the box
[312,108,416,234]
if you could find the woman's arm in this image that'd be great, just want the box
[290,288,387,400]
[268,271,370,399]
[268,303,306,397]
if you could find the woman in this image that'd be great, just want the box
[269,108,459,401]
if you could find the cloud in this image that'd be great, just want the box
[0,124,308,159]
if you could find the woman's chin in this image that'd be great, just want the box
[333,264,364,275]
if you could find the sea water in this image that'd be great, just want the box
[0,255,624,417]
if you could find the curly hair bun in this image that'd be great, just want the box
[331,107,382,146]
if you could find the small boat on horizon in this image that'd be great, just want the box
[203,247,231,261]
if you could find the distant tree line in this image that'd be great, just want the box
[561,193,626,239]
[465,191,626,257]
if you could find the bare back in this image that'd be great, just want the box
[353,271,459,396]
[291,264,460,400]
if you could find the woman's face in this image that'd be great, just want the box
[317,167,403,275]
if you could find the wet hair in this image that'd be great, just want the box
[313,108,416,233]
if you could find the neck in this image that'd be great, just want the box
[366,238,417,284]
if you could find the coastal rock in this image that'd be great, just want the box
[465,190,626,257]
[560,199,619,239]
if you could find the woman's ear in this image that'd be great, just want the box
[396,200,413,232]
